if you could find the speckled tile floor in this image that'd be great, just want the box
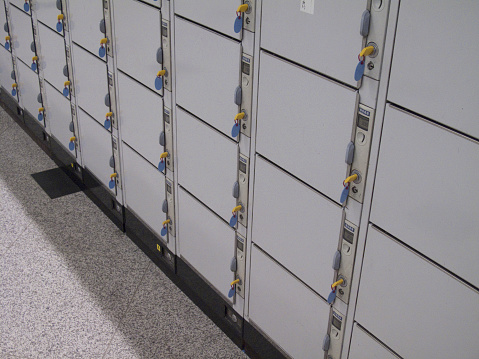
[0,104,248,359]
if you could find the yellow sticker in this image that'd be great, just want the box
[157,244,162,252]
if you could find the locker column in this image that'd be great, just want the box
[173,0,257,345]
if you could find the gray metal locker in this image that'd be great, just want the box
[9,0,31,15]
[176,107,238,223]
[252,156,342,298]
[388,1,479,138]
[36,21,67,94]
[112,0,163,94]
[0,44,14,91]
[349,324,399,359]
[117,71,163,168]
[0,1,9,42]
[370,105,479,288]
[175,17,241,138]
[141,0,160,9]
[256,52,357,200]
[122,144,167,241]
[355,226,479,359]
[71,43,109,126]
[9,4,35,65]
[261,0,367,87]
[178,187,236,303]
[248,245,330,359]
[35,0,64,34]
[174,0,242,40]
[16,57,41,120]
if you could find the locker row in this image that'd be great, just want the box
[1,1,478,358]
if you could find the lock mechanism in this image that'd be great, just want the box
[240,53,253,137]
[102,0,113,56]
[163,107,174,172]
[161,19,171,91]
[236,154,249,227]
[165,178,176,237]
[324,308,346,359]
[233,233,246,298]
[336,220,359,304]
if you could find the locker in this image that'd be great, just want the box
[140,0,160,9]
[117,71,163,167]
[68,0,105,59]
[0,44,14,90]
[122,143,167,241]
[113,0,162,93]
[71,43,109,125]
[248,245,330,359]
[256,52,357,200]
[35,0,63,34]
[252,156,342,298]
[355,226,479,359]
[9,4,35,65]
[16,57,41,119]
[36,22,67,94]
[174,0,242,40]
[370,106,479,288]
[349,324,398,359]
[178,187,235,302]
[77,108,114,192]
[0,1,8,43]
[44,80,73,153]
[261,0,366,87]
[9,0,30,15]
[388,1,479,138]
[175,17,241,138]
[176,107,238,223]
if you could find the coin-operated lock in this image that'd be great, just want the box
[159,107,174,172]
[231,154,250,227]
[233,1,256,33]
[322,309,346,359]
[334,220,359,304]
[102,0,113,56]
[161,19,171,91]
[162,178,176,237]
[240,53,253,137]
[111,136,121,190]
[354,44,378,81]
[234,4,249,33]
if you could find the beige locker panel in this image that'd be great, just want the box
[256,52,356,199]
[252,156,342,298]
[371,106,479,287]
[249,245,330,359]
[122,144,166,241]
[44,81,73,153]
[178,187,235,302]
[9,5,35,65]
[175,17,241,137]
[16,57,41,118]
[261,0,366,87]
[349,324,399,359]
[176,107,237,223]
[356,226,479,359]
[388,1,479,138]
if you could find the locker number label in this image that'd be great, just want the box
[300,0,314,15]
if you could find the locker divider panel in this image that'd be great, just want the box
[256,51,356,200]
[0,2,8,42]
[113,0,162,93]
[44,80,73,153]
[174,0,242,40]
[248,245,330,359]
[77,108,114,192]
[370,105,479,287]
[355,226,479,359]
[117,71,163,167]
[349,324,399,359]
[260,0,366,87]
[0,45,14,90]
[71,43,109,125]
[122,143,166,241]
[176,107,238,223]
[16,58,41,119]
[178,186,235,303]
[175,17,241,138]
[35,0,63,34]
[387,1,479,138]
[37,22,67,94]
[252,155,342,298]
[9,5,35,65]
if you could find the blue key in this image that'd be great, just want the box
[155,76,163,91]
[24,2,30,12]
[99,46,106,58]
[5,41,10,50]
[231,122,240,138]
[234,16,242,33]
[229,214,237,228]
[158,160,165,172]
[109,179,115,189]
[63,87,69,97]
[228,286,235,298]
[31,62,37,71]
[161,226,167,237]
[11,88,16,97]
[68,141,75,151]
[56,21,63,33]
[38,112,43,122]
[104,118,111,130]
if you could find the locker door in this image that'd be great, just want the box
[122,144,166,240]
[175,17,241,137]
[249,245,331,359]
[256,52,356,199]
[178,187,235,302]
[141,0,160,9]
[174,0,241,40]
[355,226,479,359]
[117,71,163,167]
[77,108,114,191]
[9,0,30,15]
[349,324,399,359]
[0,2,8,42]
[37,22,67,93]
[370,106,479,288]
[388,1,479,138]
[176,107,237,222]
[16,58,41,120]
[68,0,104,59]
[252,156,342,298]
[72,43,109,125]
[9,5,35,64]
[44,80,73,153]
[35,0,63,34]
[0,45,14,90]
[113,0,162,93]
[261,0,366,87]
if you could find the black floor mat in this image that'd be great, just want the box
[31,167,82,199]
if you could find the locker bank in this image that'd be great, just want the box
[0,0,478,358]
